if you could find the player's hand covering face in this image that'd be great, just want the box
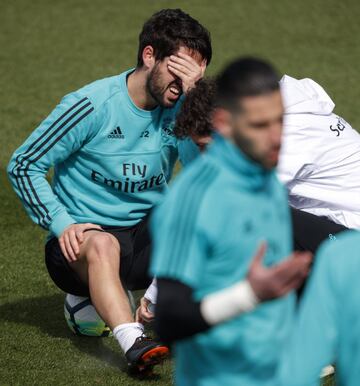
[147,46,206,108]
[167,50,206,94]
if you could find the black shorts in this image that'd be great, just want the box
[45,217,152,297]
[290,207,348,253]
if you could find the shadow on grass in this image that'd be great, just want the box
[0,293,164,381]
[0,293,128,370]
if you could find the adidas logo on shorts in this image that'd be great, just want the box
[108,126,124,139]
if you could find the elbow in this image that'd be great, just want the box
[7,155,17,182]
[154,279,209,344]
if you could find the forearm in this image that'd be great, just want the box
[7,94,94,235]
[7,157,75,234]
[155,278,209,344]
[155,278,259,344]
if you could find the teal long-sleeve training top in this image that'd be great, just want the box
[8,69,181,237]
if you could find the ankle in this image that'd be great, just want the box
[113,322,145,353]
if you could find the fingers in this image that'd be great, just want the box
[69,229,80,256]
[167,63,192,81]
[272,253,312,287]
[59,223,102,262]
[63,233,75,262]
[63,231,78,262]
[59,236,70,262]
[276,275,305,297]
[168,53,204,94]
[272,252,310,276]
[177,52,208,71]
[139,297,155,323]
[141,310,154,323]
[200,63,206,77]
[280,265,309,289]
[255,252,312,299]
[169,54,199,73]
[278,261,311,295]
[295,252,313,277]
[84,223,102,230]
[135,307,143,324]
[287,251,313,276]
[294,250,313,264]
[75,223,101,244]
[250,241,267,267]
[76,230,84,244]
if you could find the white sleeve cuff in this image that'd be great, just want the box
[144,278,158,304]
[200,280,259,326]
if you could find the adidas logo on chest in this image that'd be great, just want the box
[108,126,124,139]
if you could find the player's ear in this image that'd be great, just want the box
[142,45,156,70]
[212,108,232,138]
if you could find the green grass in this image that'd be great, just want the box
[1,0,360,384]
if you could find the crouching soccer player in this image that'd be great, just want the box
[278,74,360,230]
[7,8,211,373]
[279,230,360,386]
[149,58,313,386]
[174,77,348,255]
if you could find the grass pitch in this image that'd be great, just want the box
[1,0,360,384]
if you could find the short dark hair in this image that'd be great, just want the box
[216,57,280,110]
[174,78,215,139]
[137,9,212,67]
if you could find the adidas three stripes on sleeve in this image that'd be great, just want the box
[7,93,96,237]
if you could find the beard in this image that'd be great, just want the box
[232,129,279,170]
[146,63,181,108]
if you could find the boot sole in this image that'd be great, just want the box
[136,346,169,373]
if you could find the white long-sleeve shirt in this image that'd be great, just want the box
[278,75,360,229]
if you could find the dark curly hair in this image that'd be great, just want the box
[137,9,212,67]
[174,77,216,139]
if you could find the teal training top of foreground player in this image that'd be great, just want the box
[151,133,295,386]
[7,69,181,238]
[279,230,360,386]
[177,137,201,166]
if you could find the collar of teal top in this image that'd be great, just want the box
[207,133,274,191]
[120,68,161,118]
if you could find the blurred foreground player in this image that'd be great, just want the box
[150,58,312,386]
[279,230,360,386]
[7,8,211,373]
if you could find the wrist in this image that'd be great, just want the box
[200,280,260,326]
[50,211,76,237]
[183,82,196,94]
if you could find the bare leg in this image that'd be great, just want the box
[70,230,133,329]
[68,229,169,370]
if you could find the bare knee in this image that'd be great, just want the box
[84,232,120,265]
